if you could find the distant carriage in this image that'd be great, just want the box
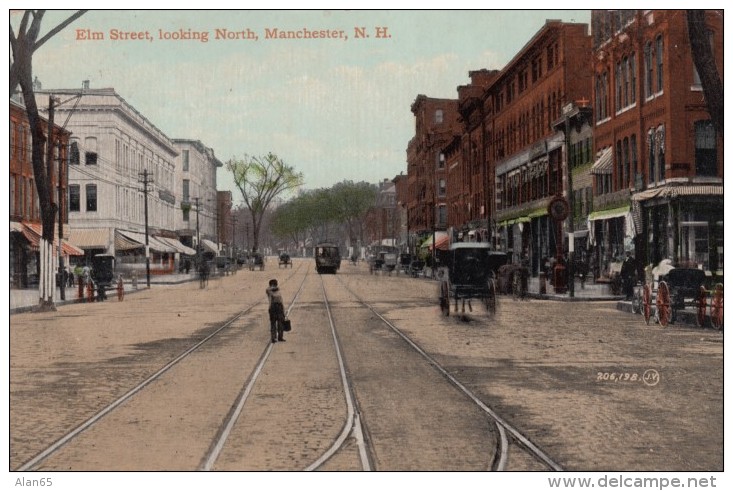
[278,252,292,268]
[315,243,341,274]
[90,254,116,301]
[367,245,399,274]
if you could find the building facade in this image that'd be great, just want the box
[406,95,461,251]
[36,86,192,275]
[590,10,724,276]
[9,99,80,288]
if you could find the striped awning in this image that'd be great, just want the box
[156,236,196,255]
[117,230,177,253]
[201,239,219,253]
[590,147,613,175]
[19,222,84,256]
[68,228,109,249]
[632,184,724,201]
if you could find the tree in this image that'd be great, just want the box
[330,181,377,248]
[687,10,723,134]
[226,153,304,253]
[10,10,87,310]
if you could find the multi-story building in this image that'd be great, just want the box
[172,139,223,255]
[454,69,500,243]
[365,178,399,247]
[590,10,724,277]
[487,20,592,272]
[36,85,192,275]
[9,99,82,288]
[392,173,409,250]
[406,95,460,250]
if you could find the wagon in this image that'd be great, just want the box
[249,253,264,271]
[438,243,507,316]
[278,252,292,268]
[638,267,722,329]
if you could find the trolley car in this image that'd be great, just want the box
[315,243,341,274]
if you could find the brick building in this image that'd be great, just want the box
[485,20,592,272]
[590,10,724,276]
[9,99,82,288]
[406,95,460,250]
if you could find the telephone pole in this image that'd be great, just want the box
[138,170,154,288]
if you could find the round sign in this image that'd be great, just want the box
[548,196,570,221]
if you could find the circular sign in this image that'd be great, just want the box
[548,196,570,222]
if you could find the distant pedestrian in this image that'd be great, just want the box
[265,278,286,343]
[621,251,636,300]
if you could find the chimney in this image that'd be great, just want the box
[82,80,90,90]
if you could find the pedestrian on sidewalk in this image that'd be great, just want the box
[621,251,636,300]
[265,279,286,343]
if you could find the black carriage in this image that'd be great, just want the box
[90,254,115,301]
[315,243,341,274]
[409,259,425,278]
[399,253,413,274]
[278,252,292,268]
[438,243,507,316]
[249,252,264,271]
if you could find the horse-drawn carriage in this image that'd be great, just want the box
[278,252,292,268]
[367,245,399,274]
[249,252,265,271]
[634,265,723,329]
[438,243,508,316]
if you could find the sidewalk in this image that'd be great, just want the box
[9,272,201,314]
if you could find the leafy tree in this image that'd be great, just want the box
[330,181,378,248]
[10,10,86,310]
[687,10,723,134]
[226,153,304,253]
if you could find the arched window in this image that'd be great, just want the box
[647,128,656,184]
[655,35,664,93]
[656,125,665,182]
[644,42,653,98]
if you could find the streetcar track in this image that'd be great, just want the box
[336,275,563,472]
[17,262,306,472]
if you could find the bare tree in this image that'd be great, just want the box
[226,153,304,254]
[687,10,723,134]
[10,10,87,310]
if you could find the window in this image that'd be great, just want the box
[655,35,664,93]
[437,152,445,169]
[183,179,190,202]
[436,205,447,228]
[629,53,636,104]
[630,134,638,187]
[647,129,656,184]
[438,178,446,197]
[616,141,623,190]
[182,149,189,171]
[434,109,443,124]
[85,151,98,165]
[69,185,80,212]
[84,136,98,165]
[644,42,653,98]
[615,61,622,112]
[623,137,630,189]
[70,141,80,165]
[86,184,97,212]
[694,120,717,176]
[656,125,665,181]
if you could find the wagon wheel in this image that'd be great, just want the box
[710,283,723,330]
[656,281,671,327]
[439,280,450,316]
[485,278,497,315]
[117,278,125,302]
[696,286,707,327]
[642,284,652,325]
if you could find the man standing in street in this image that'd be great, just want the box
[621,251,636,300]
[265,279,286,343]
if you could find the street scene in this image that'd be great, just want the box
[8,8,725,486]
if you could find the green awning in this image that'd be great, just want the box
[588,205,630,221]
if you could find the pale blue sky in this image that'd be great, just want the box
[19,9,591,197]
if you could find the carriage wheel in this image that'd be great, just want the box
[117,279,125,301]
[440,281,450,316]
[710,283,723,330]
[696,286,707,327]
[642,284,652,325]
[656,281,671,327]
[485,279,497,315]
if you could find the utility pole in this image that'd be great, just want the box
[231,214,237,260]
[46,94,66,301]
[193,197,201,261]
[138,170,153,288]
[564,108,575,298]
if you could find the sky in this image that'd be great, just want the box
[13,9,591,200]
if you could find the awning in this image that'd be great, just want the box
[201,239,219,253]
[117,230,177,253]
[156,236,196,255]
[588,205,630,221]
[115,232,143,251]
[19,223,85,256]
[419,231,448,249]
[590,147,613,175]
[428,234,450,251]
[68,228,109,249]
[632,184,724,201]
